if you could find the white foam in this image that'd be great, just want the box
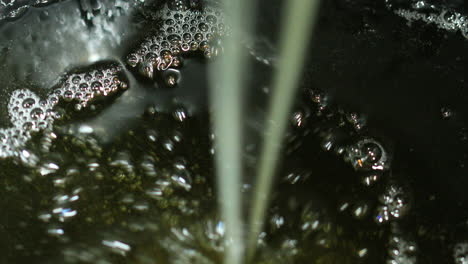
[394,7,468,39]
[127,2,228,78]
[0,64,126,159]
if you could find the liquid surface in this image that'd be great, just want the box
[0,0,467,263]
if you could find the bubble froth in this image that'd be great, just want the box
[126,2,228,78]
[1,63,127,160]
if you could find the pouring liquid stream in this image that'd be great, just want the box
[210,0,321,262]
[247,0,321,260]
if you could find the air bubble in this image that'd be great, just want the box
[168,34,182,43]
[23,122,34,130]
[173,107,188,122]
[198,22,208,32]
[174,13,183,20]
[127,54,139,67]
[0,132,6,143]
[49,96,59,105]
[183,32,191,41]
[84,73,92,81]
[94,71,104,79]
[63,91,74,101]
[79,83,89,91]
[163,69,181,88]
[441,107,453,119]
[291,108,309,129]
[375,184,411,224]
[352,203,369,219]
[91,81,103,92]
[387,226,417,264]
[72,76,81,84]
[30,108,45,120]
[361,172,382,186]
[167,27,176,34]
[171,171,193,191]
[140,62,154,79]
[344,138,389,171]
[22,98,36,109]
[206,14,217,24]
[166,18,175,25]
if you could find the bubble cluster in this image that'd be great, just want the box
[345,112,367,131]
[299,202,327,238]
[454,243,468,264]
[294,88,392,188]
[0,64,126,159]
[391,2,468,39]
[126,2,228,78]
[160,215,225,263]
[255,198,359,262]
[387,226,417,264]
[375,184,411,224]
[54,64,127,109]
[0,0,58,21]
[0,107,218,263]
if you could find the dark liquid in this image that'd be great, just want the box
[0,0,467,263]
